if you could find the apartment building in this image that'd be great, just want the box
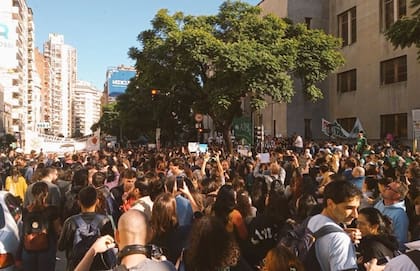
[73,80,101,136]
[0,0,32,144]
[34,48,52,132]
[330,0,420,143]
[43,33,77,137]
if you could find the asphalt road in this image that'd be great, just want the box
[55,250,67,271]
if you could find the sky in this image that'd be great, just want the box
[27,0,261,90]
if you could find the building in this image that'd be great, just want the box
[73,80,102,136]
[34,47,52,131]
[256,0,330,140]
[256,0,420,145]
[104,65,136,103]
[43,33,77,137]
[329,0,420,144]
[0,0,37,146]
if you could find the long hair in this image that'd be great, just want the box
[358,207,397,241]
[213,184,236,225]
[30,182,48,211]
[184,216,239,271]
[262,245,304,271]
[151,192,178,239]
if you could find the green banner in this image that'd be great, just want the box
[233,117,252,144]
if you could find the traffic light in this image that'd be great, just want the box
[254,126,263,141]
[151,89,159,100]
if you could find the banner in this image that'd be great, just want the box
[24,130,100,154]
[321,118,365,139]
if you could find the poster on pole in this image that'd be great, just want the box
[412,109,420,139]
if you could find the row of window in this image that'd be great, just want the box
[337,55,407,93]
[337,113,407,138]
[338,0,406,47]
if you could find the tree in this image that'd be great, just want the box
[386,0,420,59]
[128,1,344,153]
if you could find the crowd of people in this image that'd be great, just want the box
[1,131,420,271]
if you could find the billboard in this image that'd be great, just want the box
[107,69,136,97]
[0,19,17,70]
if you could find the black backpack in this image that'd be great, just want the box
[279,217,343,271]
[72,215,117,270]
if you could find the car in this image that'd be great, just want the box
[0,191,22,270]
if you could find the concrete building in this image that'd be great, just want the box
[0,0,35,146]
[256,0,330,140]
[256,0,420,145]
[329,0,420,144]
[43,33,77,137]
[34,48,52,132]
[73,80,102,136]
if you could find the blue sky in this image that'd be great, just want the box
[27,0,261,90]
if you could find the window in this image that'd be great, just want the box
[338,7,357,46]
[380,113,407,138]
[337,117,356,133]
[380,55,407,85]
[337,69,357,93]
[305,17,312,29]
[381,0,406,31]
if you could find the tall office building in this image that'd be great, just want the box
[43,33,77,137]
[0,0,36,146]
[73,80,102,136]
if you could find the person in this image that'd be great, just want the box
[307,180,363,271]
[179,216,240,271]
[24,166,61,208]
[58,186,115,270]
[356,207,399,269]
[21,182,61,271]
[356,131,367,155]
[75,210,176,271]
[293,133,304,154]
[5,166,28,202]
[260,245,305,271]
[110,168,136,222]
[150,192,190,265]
[374,179,409,251]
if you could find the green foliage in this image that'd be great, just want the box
[386,0,420,60]
[125,0,344,150]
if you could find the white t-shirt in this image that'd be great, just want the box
[307,214,358,271]
[384,254,419,271]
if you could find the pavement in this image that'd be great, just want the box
[55,250,67,271]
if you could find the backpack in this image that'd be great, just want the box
[23,209,49,252]
[72,215,117,270]
[279,217,343,271]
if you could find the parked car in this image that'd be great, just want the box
[0,191,22,270]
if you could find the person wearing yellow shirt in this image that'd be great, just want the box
[5,166,28,202]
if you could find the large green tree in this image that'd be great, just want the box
[386,0,420,59]
[127,1,344,152]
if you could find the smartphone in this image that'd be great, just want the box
[176,176,184,190]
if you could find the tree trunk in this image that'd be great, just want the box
[222,125,233,154]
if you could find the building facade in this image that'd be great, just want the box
[256,0,420,144]
[34,47,52,132]
[257,0,330,139]
[329,0,420,143]
[73,80,101,136]
[0,0,40,147]
[43,33,77,137]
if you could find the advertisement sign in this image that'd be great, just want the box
[107,69,136,97]
[0,20,17,69]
